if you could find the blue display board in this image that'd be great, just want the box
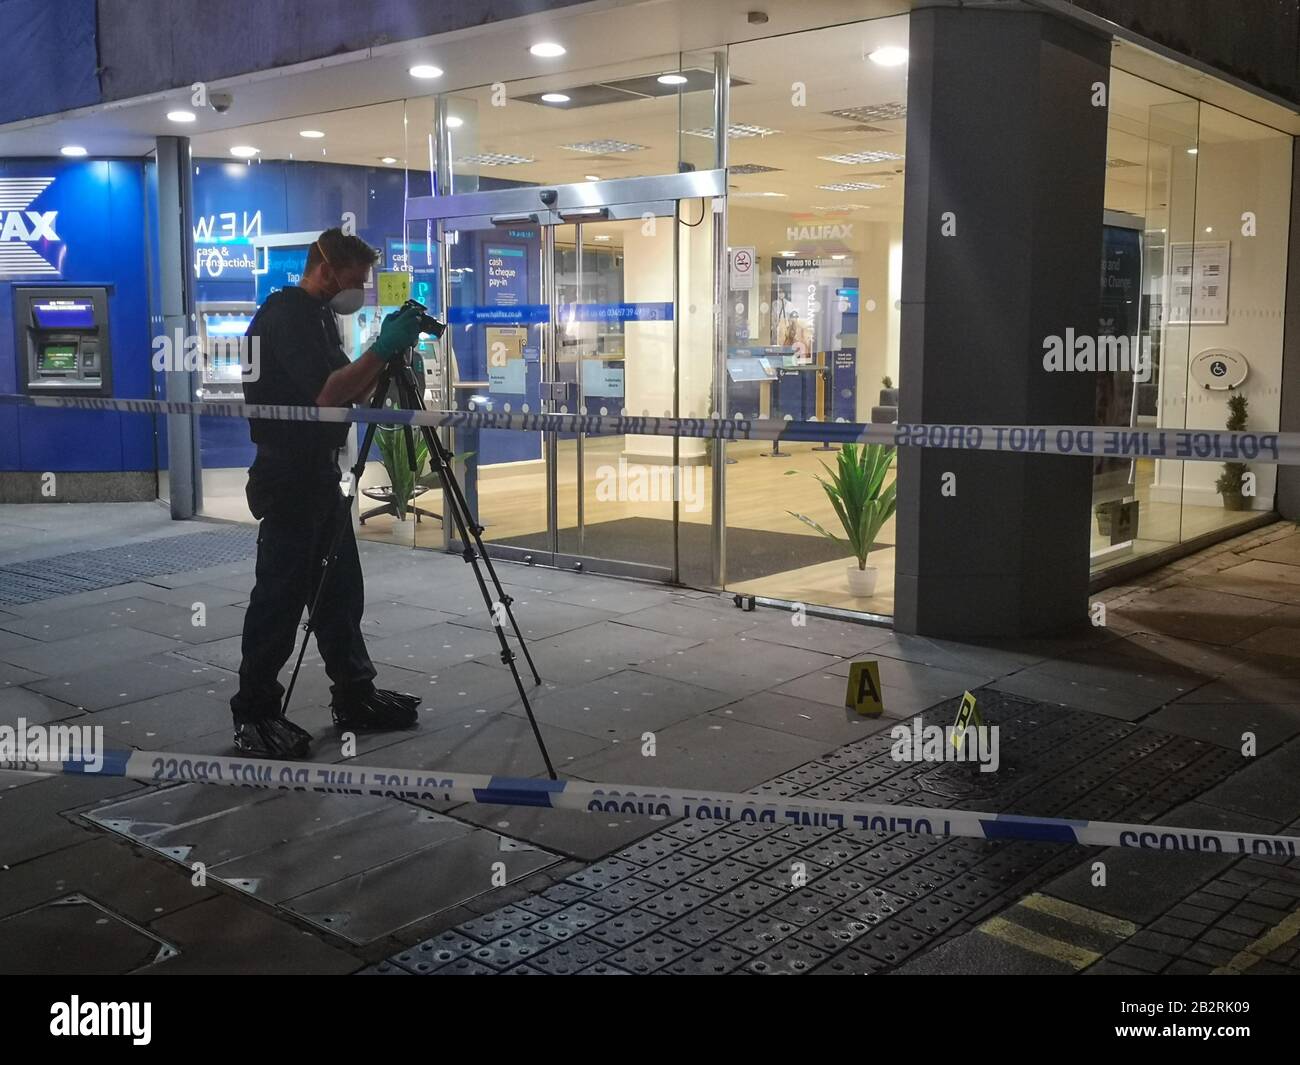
[0,158,153,474]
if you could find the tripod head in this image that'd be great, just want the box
[401,298,446,339]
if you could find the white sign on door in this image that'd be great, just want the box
[729,246,755,291]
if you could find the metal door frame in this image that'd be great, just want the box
[411,170,725,582]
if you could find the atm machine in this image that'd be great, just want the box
[15,287,113,395]
[196,302,256,400]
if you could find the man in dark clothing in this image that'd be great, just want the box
[230,227,425,758]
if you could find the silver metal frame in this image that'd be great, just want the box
[407,171,726,223]
[711,47,730,589]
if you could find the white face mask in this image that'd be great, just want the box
[329,287,365,316]
[315,238,366,316]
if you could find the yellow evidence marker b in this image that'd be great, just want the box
[951,690,983,750]
[845,661,884,717]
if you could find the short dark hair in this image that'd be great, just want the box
[305,227,379,273]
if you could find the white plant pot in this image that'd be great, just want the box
[391,515,412,539]
[846,564,878,597]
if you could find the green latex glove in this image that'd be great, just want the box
[372,306,424,361]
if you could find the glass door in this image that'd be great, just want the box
[553,206,680,578]
[440,210,556,566]
[418,172,724,583]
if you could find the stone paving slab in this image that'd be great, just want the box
[4,508,1300,975]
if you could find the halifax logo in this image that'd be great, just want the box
[0,177,61,277]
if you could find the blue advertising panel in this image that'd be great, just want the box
[1,159,152,474]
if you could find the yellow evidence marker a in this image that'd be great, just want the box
[845,661,885,717]
[951,690,983,750]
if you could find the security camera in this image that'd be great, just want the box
[210,92,234,114]
[539,188,558,206]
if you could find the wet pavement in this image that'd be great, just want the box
[1,503,1298,974]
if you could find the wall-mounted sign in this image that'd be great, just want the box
[729,246,755,291]
[1168,240,1230,324]
[1191,347,1249,390]
[0,177,62,277]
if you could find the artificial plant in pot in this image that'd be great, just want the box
[787,442,897,597]
[1215,391,1250,511]
[375,426,429,523]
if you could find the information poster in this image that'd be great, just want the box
[1168,240,1230,325]
[830,349,857,421]
[484,244,528,307]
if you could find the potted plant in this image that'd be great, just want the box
[375,426,429,527]
[787,443,897,597]
[1215,392,1250,511]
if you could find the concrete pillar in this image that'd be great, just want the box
[156,136,201,519]
[1276,138,1300,520]
[893,5,1111,637]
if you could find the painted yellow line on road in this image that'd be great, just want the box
[1212,907,1300,975]
[979,916,1102,969]
[1020,893,1138,939]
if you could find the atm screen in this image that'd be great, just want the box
[33,300,96,329]
[38,345,78,372]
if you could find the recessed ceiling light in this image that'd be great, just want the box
[530,42,566,58]
[831,254,847,260]
[456,152,535,166]
[380,156,398,165]
[816,181,885,192]
[60,145,88,157]
[684,123,781,139]
[594,234,611,241]
[868,46,909,67]
[1187,147,1199,155]
[229,145,259,158]
[729,191,788,198]
[446,116,465,129]
[562,139,647,154]
[780,250,797,257]
[541,93,570,104]
[819,149,903,164]
[585,175,600,181]
[299,130,325,139]
[657,73,688,85]
[409,64,443,79]
[167,110,196,123]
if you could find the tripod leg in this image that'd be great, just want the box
[281,363,394,718]
[415,400,543,684]
[398,368,540,681]
[392,362,557,779]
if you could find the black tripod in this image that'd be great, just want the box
[281,347,556,779]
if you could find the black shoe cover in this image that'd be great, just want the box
[332,688,420,731]
[234,716,312,758]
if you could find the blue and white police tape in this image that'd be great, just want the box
[5,748,1298,856]
[2,392,1296,466]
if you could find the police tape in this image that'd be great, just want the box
[5,748,1298,856]
[2,391,1296,466]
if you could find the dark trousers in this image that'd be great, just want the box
[230,478,377,723]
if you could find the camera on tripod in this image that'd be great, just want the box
[402,298,446,339]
